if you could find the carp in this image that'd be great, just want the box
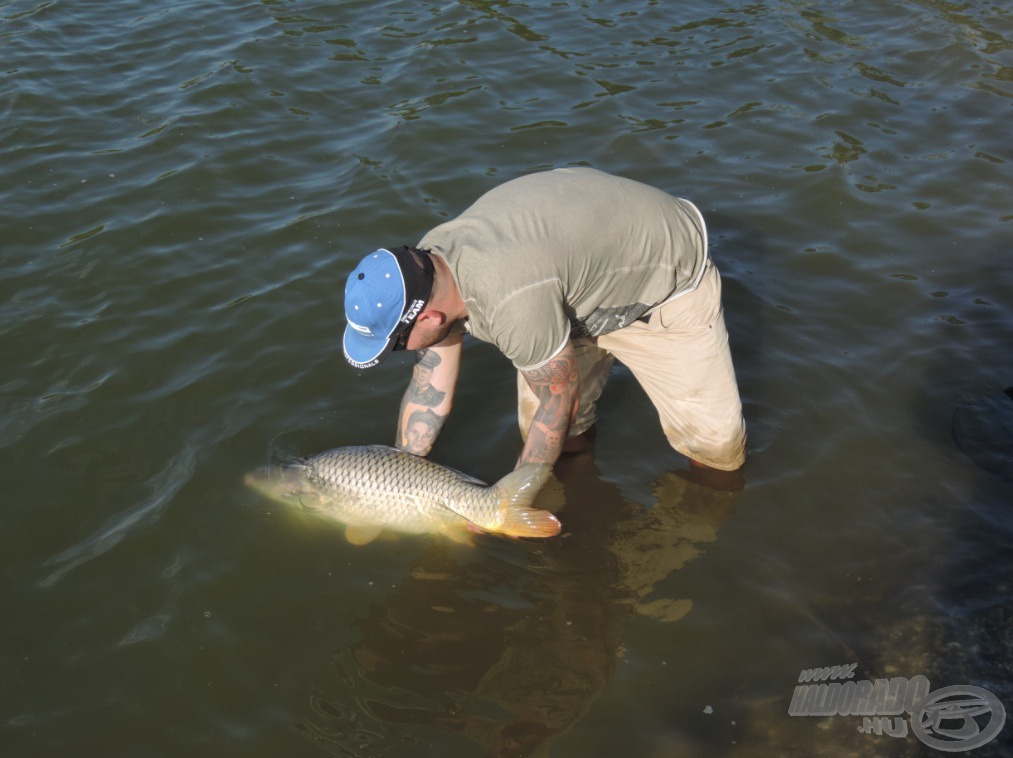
[245,444,560,543]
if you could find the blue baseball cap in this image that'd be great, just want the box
[343,246,434,369]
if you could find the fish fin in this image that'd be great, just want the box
[345,524,383,545]
[492,464,561,539]
[441,464,487,486]
[496,506,561,539]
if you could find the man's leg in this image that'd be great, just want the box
[598,261,747,472]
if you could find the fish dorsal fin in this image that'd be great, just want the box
[345,524,383,545]
[441,464,486,486]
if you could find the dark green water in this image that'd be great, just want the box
[3,0,1011,756]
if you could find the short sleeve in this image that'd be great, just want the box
[486,281,570,370]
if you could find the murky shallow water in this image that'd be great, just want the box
[2,0,1011,755]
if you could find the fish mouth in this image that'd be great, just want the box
[244,467,306,506]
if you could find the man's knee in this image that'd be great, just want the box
[666,415,747,472]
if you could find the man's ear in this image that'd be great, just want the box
[416,310,447,327]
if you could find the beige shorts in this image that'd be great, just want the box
[517,260,747,470]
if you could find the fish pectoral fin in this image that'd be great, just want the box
[345,524,383,545]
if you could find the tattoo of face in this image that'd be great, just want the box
[398,347,450,452]
[405,377,445,408]
[405,348,446,407]
[404,409,442,455]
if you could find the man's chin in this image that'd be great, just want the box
[414,324,453,351]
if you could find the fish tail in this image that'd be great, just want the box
[491,464,560,538]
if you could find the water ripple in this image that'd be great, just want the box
[38,443,196,588]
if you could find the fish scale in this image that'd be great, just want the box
[301,447,480,529]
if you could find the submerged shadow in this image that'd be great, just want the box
[295,453,741,756]
[931,384,1013,756]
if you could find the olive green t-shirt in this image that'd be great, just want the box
[418,167,708,370]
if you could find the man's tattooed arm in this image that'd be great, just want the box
[395,338,461,456]
[517,342,579,468]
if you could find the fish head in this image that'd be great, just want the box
[244,465,326,512]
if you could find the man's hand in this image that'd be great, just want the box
[517,341,579,467]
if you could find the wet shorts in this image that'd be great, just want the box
[517,259,747,471]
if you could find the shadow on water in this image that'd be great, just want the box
[952,387,1013,485]
[929,384,1013,757]
[291,451,741,756]
[708,217,776,465]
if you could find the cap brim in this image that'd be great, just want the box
[343,322,396,369]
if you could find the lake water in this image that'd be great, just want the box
[2,0,1011,756]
